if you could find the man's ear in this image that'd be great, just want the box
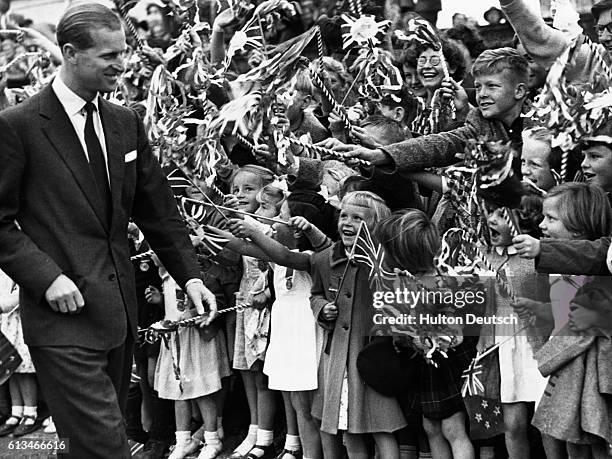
[62,43,78,63]
[514,82,528,100]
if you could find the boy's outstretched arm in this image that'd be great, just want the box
[536,237,612,275]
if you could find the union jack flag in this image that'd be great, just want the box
[350,221,397,290]
[196,226,230,258]
[179,196,211,224]
[166,166,195,197]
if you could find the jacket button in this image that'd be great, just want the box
[108,273,117,281]
[342,324,349,331]
[345,291,352,298]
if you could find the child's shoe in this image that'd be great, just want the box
[168,438,201,459]
[275,449,302,459]
[43,417,56,434]
[197,441,223,459]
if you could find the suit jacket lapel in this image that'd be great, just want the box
[99,99,124,231]
[39,85,109,231]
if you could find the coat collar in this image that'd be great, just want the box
[329,241,350,268]
[38,84,124,233]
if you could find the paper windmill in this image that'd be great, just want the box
[341,14,389,49]
[226,26,264,61]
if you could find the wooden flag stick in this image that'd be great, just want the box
[181,197,290,225]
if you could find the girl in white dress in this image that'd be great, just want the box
[151,260,230,459]
[214,190,333,459]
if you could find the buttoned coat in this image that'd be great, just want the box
[0,84,200,350]
[310,242,407,435]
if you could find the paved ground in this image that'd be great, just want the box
[0,426,287,458]
[0,427,59,459]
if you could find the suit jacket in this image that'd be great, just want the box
[0,84,201,350]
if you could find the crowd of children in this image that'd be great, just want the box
[2,0,612,458]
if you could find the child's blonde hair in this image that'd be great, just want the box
[545,182,612,240]
[231,164,275,188]
[375,209,440,274]
[340,191,390,228]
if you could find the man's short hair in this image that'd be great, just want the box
[471,47,528,85]
[57,3,122,50]
[361,115,406,144]
[592,0,612,22]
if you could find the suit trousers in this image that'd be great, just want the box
[30,335,134,459]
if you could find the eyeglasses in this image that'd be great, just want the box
[597,22,612,35]
[417,55,442,66]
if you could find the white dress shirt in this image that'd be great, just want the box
[51,75,204,290]
[51,75,110,184]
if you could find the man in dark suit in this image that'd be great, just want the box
[0,4,217,457]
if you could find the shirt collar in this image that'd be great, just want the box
[52,74,99,117]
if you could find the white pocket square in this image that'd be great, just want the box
[125,150,137,162]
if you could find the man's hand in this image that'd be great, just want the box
[185,281,218,326]
[513,235,541,259]
[45,274,85,314]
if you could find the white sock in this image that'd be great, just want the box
[233,424,258,456]
[204,431,221,446]
[256,428,274,447]
[175,430,191,445]
[9,406,23,424]
[284,434,301,451]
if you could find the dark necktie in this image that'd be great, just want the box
[84,102,111,226]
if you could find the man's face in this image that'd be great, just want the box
[475,70,524,124]
[69,27,126,99]
[597,8,612,54]
[582,143,612,192]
